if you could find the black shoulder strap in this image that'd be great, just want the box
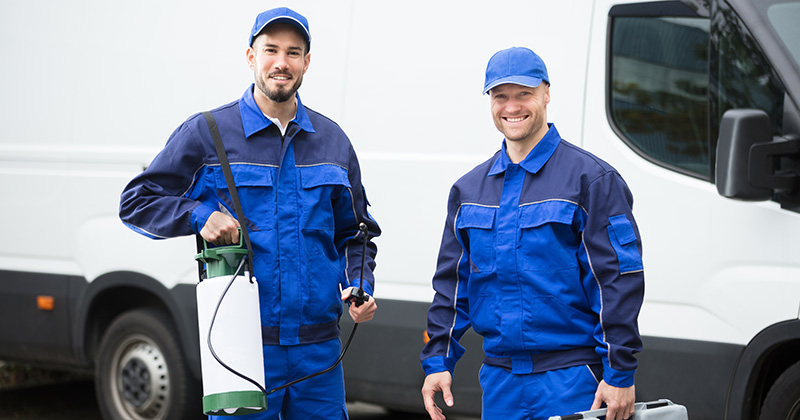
[202,111,255,280]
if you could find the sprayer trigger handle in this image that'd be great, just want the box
[347,287,369,307]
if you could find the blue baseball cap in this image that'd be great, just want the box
[249,7,311,49]
[482,47,550,94]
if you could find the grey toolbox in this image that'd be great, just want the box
[548,399,688,420]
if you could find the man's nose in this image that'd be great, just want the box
[505,99,522,113]
[273,54,290,71]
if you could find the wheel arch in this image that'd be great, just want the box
[72,271,201,381]
[725,319,800,420]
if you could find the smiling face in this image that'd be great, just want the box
[248,23,310,105]
[489,83,550,148]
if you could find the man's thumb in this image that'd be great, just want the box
[442,387,454,407]
[590,391,603,410]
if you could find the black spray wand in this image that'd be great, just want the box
[347,222,371,307]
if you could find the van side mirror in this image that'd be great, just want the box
[715,109,800,200]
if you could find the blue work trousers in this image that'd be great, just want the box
[479,364,600,420]
[210,338,348,420]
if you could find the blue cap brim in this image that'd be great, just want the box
[482,76,544,95]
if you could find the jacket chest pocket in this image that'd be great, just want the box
[214,165,275,230]
[299,165,351,232]
[457,205,497,273]
[518,202,580,272]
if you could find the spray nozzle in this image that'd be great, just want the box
[347,287,370,307]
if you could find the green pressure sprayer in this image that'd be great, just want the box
[193,111,371,416]
[194,225,371,416]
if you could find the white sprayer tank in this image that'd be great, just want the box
[195,242,267,415]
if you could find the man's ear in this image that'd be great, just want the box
[246,47,256,70]
[303,52,311,75]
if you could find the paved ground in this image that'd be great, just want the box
[0,380,479,420]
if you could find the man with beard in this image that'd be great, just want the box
[119,7,380,419]
[420,47,644,420]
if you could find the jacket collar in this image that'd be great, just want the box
[488,123,560,176]
[240,84,316,138]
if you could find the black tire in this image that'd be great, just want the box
[760,360,800,420]
[95,309,202,420]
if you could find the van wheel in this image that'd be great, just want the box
[760,360,800,420]
[95,309,201,420]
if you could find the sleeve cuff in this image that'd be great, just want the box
[421,355,456,377]
[190,204,215,234]
[349,278,374,296]
[603,363,635,388]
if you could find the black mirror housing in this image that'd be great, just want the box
[715,109,774,200]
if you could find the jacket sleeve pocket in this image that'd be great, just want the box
[607,214,643,274]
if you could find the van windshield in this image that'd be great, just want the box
[758,1,800,69]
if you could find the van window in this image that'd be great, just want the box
[765,2,800,68]
[710,0,786,143]
[609,15,711,179]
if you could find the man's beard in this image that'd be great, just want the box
[256,72,303,103]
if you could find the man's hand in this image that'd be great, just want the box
[591,381,635,420]
[340,287,377,323]
[200,211,240,246]
[421,371,453,420]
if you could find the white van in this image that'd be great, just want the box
[1,1,798,419]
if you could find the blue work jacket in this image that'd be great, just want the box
[120,85,380,346]
[420,124,643,387]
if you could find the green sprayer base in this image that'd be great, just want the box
[202,391,267,416]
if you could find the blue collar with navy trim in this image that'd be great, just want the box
[240,84,316,138]
[489,123,561,176]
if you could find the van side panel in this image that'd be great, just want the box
[0,271,78,365]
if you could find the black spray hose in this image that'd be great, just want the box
[206,222,371,396]
[266,321,359,394]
